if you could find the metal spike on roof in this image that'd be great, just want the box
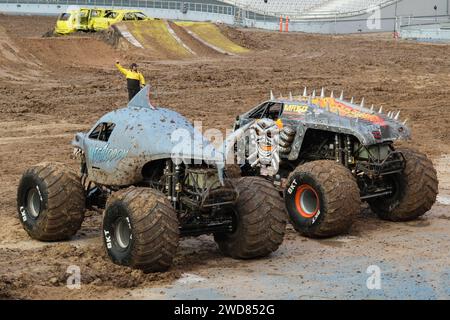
[270,90,274,100]
[312,90,316,98]
[330,91,334,98]
[340,91,344,100]
[321,88,325,98]
[379,106,383,113]
[395,110,401,120]
[303,87,307,97]
[360,98,365,108]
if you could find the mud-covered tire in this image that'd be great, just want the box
[284,160,361,238]
[214,177,286,259]
[102,187,179,273]
[225,164,242,179]
[369,148,438,221]
[16,162,85,241]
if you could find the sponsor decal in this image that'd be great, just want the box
[287,179,298,194]
[312,210,321,224]
[284,104,309,113]
[104,230,112,249]
[36,185,43,201]
[88,144,129,164]
[283,97,385,124]
[19,206,27,222]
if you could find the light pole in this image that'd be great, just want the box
[393,0,398,34]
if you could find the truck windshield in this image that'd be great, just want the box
[58,13,71,21]
[105,11,118,19]
[135,12,147,20]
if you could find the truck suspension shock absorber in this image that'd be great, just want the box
[334,134,341,163]
[345,135,352,166]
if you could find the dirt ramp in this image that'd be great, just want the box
[0,26,44,82]
[113,20,193,60]
[175,21,249,55]
[106,20,248,59]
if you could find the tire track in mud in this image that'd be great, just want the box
[0,134,74,145]
[436,154,450,205]
[164,20,196,56]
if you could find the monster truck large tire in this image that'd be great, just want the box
[214,177,286,259]
[369,148,438,221]
[225,164,242,179]
[16,162,85,241]
[102,187,179,273]
[284,160,361,238]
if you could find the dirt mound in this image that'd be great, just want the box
[217,25,270,50]
[19,37,117,68]
[0,25,44,82]
[0,244,181,299]
[0,14,55,37]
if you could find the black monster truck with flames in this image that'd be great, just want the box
[231,89,438,238]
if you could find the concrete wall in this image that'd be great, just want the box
[394,0,449,16]
[400,22,450,41]
[0,3,235,23]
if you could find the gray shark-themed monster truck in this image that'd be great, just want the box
[16,86,286,272]
[231,88,438,238]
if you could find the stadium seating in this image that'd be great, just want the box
[221,0,393,17]
[221,1,328,15]
[306,0,391,16]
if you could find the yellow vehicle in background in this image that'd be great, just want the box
[54,7,151,35]
[55,7,110,34]
[92,10,153,31]
[88,9,111,30]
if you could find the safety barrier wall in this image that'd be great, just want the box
[400,26,450,41]
[0,2,236,23]
[245,14,450,34]
[0,0,232,14]
[399,17,450,41]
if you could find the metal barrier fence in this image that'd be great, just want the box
[398,15,450,41]
[0,0,235,15]
[397,15,450,28]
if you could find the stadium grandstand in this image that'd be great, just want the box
[223,0,392,17]
[224,0,449,18]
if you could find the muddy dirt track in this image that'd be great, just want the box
[0,14,449,299]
